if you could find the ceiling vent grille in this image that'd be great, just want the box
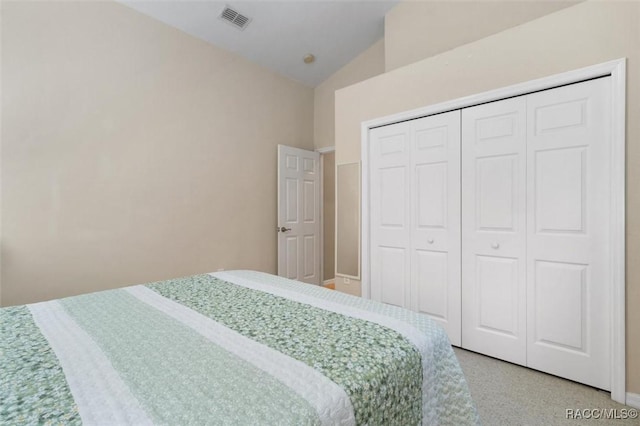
[219,6,251,30]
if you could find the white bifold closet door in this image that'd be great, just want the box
[462,78,611,389]
[461,97,528,365]
[370,111,461,345]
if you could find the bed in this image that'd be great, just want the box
[1,270,479,425]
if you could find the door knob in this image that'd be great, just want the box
[427,238,434,244]
[278,226,292,233]
[491,242,500,249]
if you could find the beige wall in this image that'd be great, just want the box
[314,37,385,284]
[313,39,385,150]
[385,1,579,71]
[322,151,335,281]
[1,1,313,306]
[335,275,361,297]
[335,1,640,393]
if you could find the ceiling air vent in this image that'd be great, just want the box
[219,6,251,30]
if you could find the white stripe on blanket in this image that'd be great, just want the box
[28,301,153,426]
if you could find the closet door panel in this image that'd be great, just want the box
[410,111,461,345]
[462,97,527,365]
[370,123,411,308]
[526,78,611,390]
[476,255,519,335]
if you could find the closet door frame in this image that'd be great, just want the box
[360,58,626,404]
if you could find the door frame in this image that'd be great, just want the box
[360,58,626,403]
[316,146,336,286]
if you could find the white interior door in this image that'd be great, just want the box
[277,145,321,285]
[409,111,461,346]
[461,97,527,365]
[369,123,411,308]
[526,77,611,390]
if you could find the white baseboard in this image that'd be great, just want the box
[626,392,640,409]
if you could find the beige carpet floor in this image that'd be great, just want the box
[453,348,639,425]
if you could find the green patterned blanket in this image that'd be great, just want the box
[1,270,479,425]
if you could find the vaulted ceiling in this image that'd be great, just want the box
[118,1,399,87]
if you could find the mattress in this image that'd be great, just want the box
[0,270,479,425]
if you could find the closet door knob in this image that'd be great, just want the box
[427,238,434,244]
[491,242,500,249]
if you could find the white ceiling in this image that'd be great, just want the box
[118,1,399,87]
